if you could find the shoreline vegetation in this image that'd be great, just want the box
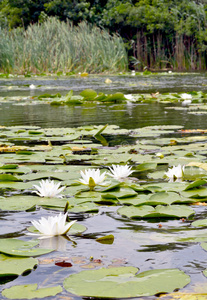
[1,1,207,74]
[0,18,128,74]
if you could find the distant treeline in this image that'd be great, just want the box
[1,0,207,71]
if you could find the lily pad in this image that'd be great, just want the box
[200,242,207,253]
[0,174,22,182]
[0,254,38,277]
[191,219,207,228]
[96,235,114,244]
[2,284,62,299]
[0,239,53,257]
[117,205,195,219]
[63,267,190,298]
[184,179,207,191]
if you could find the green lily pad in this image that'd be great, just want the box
[2,284,62,299]
[0,254,38,277]
[0,174,22,182]
[0,239,53,257]
[203,269,207,278]
[191,219,207,228]
[0,164,18,169]
[200,242,207,252]
[135,162,157,172]
[67,202,99,213]
[146,192,195,205]
[184,179,207,191]
[101,188,137,200]
[80,89,97,100]
[63,267,190,298]
[117,205,195,219]
[96,235,114,244]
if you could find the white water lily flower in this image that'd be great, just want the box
[182,99,192,106]
[79,169,108,190]
[29,84,36,89]
[107,164,133,181]
[31,213,76,236]
[180,93,192,100]
[124,94,135,101]
[33,179,65,198]
[165,165,185,180]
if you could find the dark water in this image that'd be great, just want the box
[0,101,207,130]
[1,73,207,299]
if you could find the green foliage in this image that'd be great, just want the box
[102,0,207,70]
[63,267,190,298]
[2,284,62,299]
[0,18,127,74]
[1,0,207,70]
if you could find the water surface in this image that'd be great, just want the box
[1,73,207,299]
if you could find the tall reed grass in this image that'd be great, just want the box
[0,18,128,74]
[132,30,206,71]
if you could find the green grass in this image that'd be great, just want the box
[0,18,128,74]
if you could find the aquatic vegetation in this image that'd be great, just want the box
[107,164,133,180]
[0,123,207,298]
[63,267,190,298]
[0,18,127,74]
[78,169,108,190]
[33,179,65,198]
[165,165,185,181]
[180,93,192,100]
[31,213,77,237]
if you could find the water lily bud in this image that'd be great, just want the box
[89,177,96,190]
[156,152,164,159]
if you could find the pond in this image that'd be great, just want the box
[1,73,207,299]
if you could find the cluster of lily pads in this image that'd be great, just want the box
[31,89,207,106]
[1,123,207,298]
[2,87,207,108]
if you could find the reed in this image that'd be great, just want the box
[0,18,128,74]
[133,30,206,71]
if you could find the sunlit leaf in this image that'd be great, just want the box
[0,254,38,277]
[63,267,190,298]
[2,284,62,299]
[96,235,114,244]
[118,205,195,219]
[0,239,53,257]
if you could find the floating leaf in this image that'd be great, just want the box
[0,239,53,257]
[63,267,190,298]
[2,284,62,299]
[0,254,38,277]
[187,162,207,172]
[118,205,195,219]
[96,235,114,244]
[80,89,97,100]
[200,242,207,253]
[135,162,157,172]
[0,164,18,169]
[0,174,22,182]
[184,179,207,191]
[101,188,137,200]
[191,219,207,228]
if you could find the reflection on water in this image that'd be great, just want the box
[38,236,70,251]
[1,102,207,130]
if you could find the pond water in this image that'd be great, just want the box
[1,73,207,299]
